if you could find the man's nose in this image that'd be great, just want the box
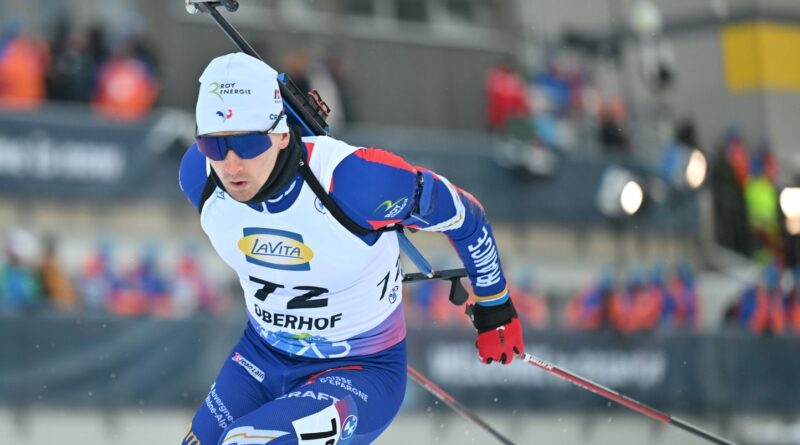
[221,149,244,174]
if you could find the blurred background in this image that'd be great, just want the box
[1,0,800,444]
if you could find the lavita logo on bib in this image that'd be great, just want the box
[238,228,314,271]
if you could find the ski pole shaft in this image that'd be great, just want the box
[407,365,515,445]
[518,352,737,445]
[397,231,435,277]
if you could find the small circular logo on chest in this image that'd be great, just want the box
[314,197,326,214]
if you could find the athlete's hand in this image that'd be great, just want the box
[468,299,524,365]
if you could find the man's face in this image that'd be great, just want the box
[207,132,290,202]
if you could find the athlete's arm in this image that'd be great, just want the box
[331,146,524,365]
[329,147,508,305]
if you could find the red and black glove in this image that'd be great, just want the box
[468,299,524,365]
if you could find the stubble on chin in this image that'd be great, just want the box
[229,189,256,202]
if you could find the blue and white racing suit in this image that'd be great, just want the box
[178,134,510,444]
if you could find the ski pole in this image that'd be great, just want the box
[518,352,737,445]
[407,365,515,445]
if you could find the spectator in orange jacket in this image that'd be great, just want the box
[92,33,158,121]
[609,269,664,334]
[0,22,48,109]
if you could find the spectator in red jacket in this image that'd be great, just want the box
[485,57,529,132]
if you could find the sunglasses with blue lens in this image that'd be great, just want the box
[195,110,285,161]
[196,132,272,161]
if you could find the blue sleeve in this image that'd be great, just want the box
[331,148,508,306]
[178,144,208,212]
[330,148,419,230]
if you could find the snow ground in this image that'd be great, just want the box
[0,408,763,445]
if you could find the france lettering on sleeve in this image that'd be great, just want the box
[330,148,508,306]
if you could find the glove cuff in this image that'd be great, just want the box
[469,299,518,333]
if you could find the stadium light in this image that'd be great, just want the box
[685,149,707,189]
[620,180,644,215]
[597,167,645,218]
[629,0,663,37]
[781,187,800,235]
[781,187,800,218]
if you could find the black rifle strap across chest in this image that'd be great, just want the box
[298,158,398,237]
[198,171,219,212]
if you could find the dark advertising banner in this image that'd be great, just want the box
[405,329,800,413]
[0,105,192,200]
[407,330,702,412]
[1,314,798,413]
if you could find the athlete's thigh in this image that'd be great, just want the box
[219,365,406,445]
[182,342,273,444]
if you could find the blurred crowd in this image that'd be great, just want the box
[485,51,635,176]
[0,17,159,120]
[724,261,800,336]
[0,224,698,334]
[0,228,229,318]
[0,17,355,127]
[402,261,703,335]
[486,48,708,186]
[4,224,800,337]
[562,264,699,334]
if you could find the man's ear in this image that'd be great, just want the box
[276,132,291,150]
